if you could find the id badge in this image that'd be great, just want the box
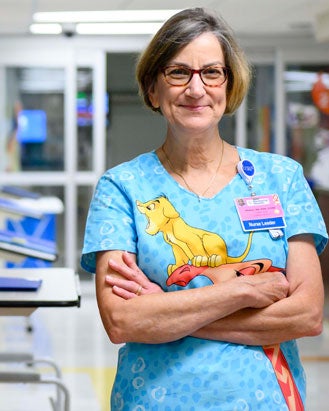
[235,194,286,232]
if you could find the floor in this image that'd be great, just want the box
[0,277,329,411]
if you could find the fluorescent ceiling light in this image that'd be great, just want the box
[33,9,181,23]
[76,22,163,35]
[29,23,62,34]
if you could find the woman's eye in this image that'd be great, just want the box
[168,68,189,77]
[203,67,222,77]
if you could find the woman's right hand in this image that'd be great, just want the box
[105,251,164,299]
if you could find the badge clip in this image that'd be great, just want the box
[269,229,284,240]
[237,159,255,193]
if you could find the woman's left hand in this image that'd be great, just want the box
[105,251,164,299]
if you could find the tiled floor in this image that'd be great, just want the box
[0,278,329,411]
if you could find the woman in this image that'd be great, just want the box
[81,8,328,410]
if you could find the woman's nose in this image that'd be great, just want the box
[184,73,206,98]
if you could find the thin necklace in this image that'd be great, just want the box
[161,140,225,201]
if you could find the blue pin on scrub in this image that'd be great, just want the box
[237,159,255,194]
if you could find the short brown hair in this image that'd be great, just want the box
[136,8,251,115]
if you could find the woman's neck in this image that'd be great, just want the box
[160,132,223,172]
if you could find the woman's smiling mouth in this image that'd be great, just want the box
[180,104,208,111]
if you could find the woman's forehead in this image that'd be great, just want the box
[168,33,224,64]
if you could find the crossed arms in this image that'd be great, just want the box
[95,234,324,346]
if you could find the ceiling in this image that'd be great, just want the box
[0,0,329,41]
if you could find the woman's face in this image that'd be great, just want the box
[149,32,227,136]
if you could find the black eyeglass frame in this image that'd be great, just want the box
[161,65,230,87]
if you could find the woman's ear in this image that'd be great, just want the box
[148,83,160,109]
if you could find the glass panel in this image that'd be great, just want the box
[77,185,94,276]
[285,64,329,188]
[77,68,93,171]
[247,65,275,151]
[5,67,65,171]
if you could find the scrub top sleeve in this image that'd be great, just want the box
[81,172,137,273]
[284,163,328,255]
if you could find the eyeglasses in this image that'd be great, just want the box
[161,65,229,87]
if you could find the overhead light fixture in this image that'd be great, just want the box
[33,9,181,23]
[76,22,163,35]
[29,23,62,35]
[30,9,181,36]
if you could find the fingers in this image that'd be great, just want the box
[121,251,139,270]
[108,252,147,282]
[108,253,153,290]
[112,285,138,300]
[108,258,137,281]
[105,275,142,295]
